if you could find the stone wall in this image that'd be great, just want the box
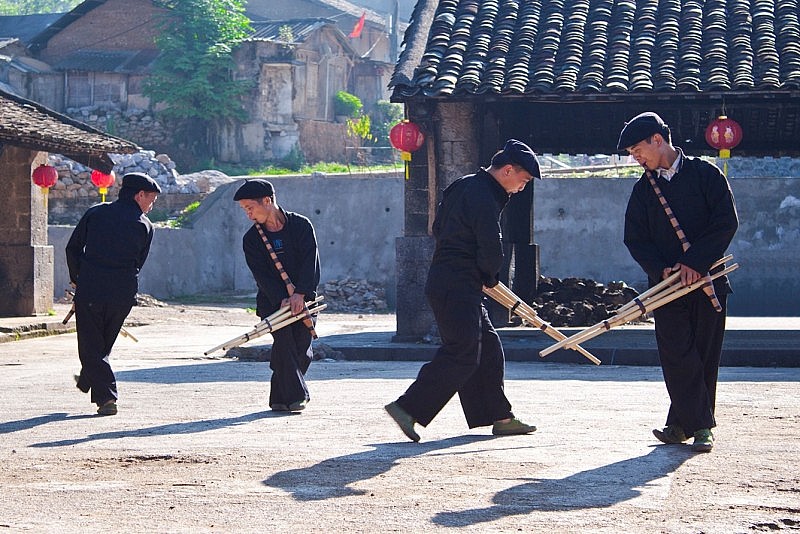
[46,152,233,224]
[65,108,170,151]
[297,119,348,163]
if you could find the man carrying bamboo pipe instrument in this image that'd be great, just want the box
[619,112,739,452]
[234,179,321,413]
[385,139,540,442]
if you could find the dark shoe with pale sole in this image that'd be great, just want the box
[288,400,307,412]
[384,401,420,442]
[492,418,537,436]
[97,401,117,416]
[653,425,687,444]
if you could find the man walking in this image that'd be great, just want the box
[67,172,160,416]
[385,139,540,442]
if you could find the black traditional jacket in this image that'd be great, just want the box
[242,207,320,318]
[624,152,739,293]
[426,169,510,295]
[66,198,154,305]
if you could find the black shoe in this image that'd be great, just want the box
[97,401,118,416]
[270,403,288,412]
[288,400,307,412]
[652,425,687,444]
[492,418,537,436]
[384,402,420,442]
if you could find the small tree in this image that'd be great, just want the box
[144,0,252,157]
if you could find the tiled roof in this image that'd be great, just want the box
[391,0,800,98]
[0,88,138,173]
[248,19,338,42]
[51,49,159,74]
[0,13,62,44]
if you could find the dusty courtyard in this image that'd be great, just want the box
[1,303,799,533]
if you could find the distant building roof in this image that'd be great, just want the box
[392,0,800,99]
[248,18,339,42]
[0,13,62,45]
[51,49,159,73]
[0,87,138,173]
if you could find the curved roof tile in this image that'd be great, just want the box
[391,0,800,98]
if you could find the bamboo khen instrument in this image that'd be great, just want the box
[204,296,325,355]
[483,282,601,365]
[539,256,738,358]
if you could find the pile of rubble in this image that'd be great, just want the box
[321,278,389,313]
[532,276,641,327]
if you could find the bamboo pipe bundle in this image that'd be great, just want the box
[204,297,326,355]
[483,282,601,365]
[540,260,738,358]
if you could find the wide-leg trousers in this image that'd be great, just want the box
[268,319,313,407]
[396,288,514,428]
[653,289,727,435]
[74,300,132,406]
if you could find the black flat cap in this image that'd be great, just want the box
[500,139,541,179]
[233,179,275,200]
[617,112,669,151]
[121,172,162,193]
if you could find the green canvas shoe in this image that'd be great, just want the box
[692,429,714,452]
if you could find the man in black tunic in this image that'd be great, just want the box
[234,179,320,412]
[66,172,161,416]
[385,139,540,442]
[618,112,738,452]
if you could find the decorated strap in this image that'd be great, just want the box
[645,171,722,312]
[255,222,318,338]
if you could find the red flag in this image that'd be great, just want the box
[349,11,366,38]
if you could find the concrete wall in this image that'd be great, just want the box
[50,171,405,304]
[534,176,800,316]
[49,172,800,316]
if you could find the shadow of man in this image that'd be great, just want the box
[263,435,496,501]
[433,446,692,527]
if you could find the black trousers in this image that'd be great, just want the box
[653,289,728,435]
[268,319,313,407]
[396,287,513,428]
[74,300,132,405]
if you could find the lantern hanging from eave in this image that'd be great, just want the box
[705,115,743,175]
[389,120,425,179]
[91,169,116,202]
[32,164,59,209]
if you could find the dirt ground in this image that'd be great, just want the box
[1,302,799,533]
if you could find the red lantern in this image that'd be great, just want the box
[32,164,58,190]
[705,115,743,174]
[91,169,116,202]
[32,163,58,209]
[389,120,425,179]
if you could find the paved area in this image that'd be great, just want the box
[1,303,799,532]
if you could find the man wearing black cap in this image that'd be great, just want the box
[618,112,738,452]
[66,172,161,416]
[385,139,540,442]
[233,179,320,413]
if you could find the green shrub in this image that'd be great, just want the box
[333,91,362,118]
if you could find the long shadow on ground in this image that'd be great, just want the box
[432,445,692,527]
[263,435,497,500]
